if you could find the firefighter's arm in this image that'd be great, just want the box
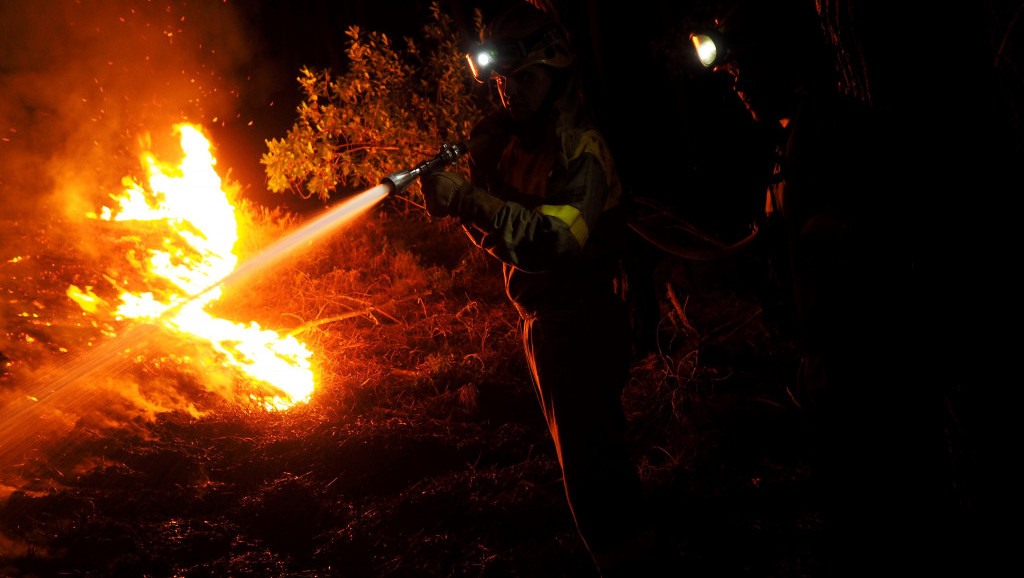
[424,157,612,271]
[480,132,617,271]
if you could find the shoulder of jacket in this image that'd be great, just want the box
[568,129,606,161]
[562,129,616,181]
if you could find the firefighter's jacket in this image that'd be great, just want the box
[460,113,625,316]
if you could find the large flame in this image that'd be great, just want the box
[68,123,314,410]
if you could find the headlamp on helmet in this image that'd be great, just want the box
[689,28,727,70]
[465,23,574,83]
[466,40,525,83]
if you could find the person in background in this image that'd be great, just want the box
[689,1,968,575]
[420,2,673,576]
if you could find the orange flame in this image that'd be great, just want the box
[71,123,314,410]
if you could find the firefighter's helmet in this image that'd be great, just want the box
[466,3,574,83]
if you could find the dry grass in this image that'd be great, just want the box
[0,196,845,577]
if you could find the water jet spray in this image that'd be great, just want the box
[3,140,472,424]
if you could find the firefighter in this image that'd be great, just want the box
[420,2,671,575]
[690,1,964,575]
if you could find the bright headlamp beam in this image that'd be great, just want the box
[690,33,719,68]
[466,50,493,83]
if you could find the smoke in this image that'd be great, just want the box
[0,0,262,219]
[0,1,277,489]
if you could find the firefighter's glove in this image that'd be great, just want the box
[422,171,505,227]
[421,171,473,218]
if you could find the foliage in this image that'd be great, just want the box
[261,2,485,203]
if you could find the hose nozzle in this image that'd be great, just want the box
[382,142,468,195]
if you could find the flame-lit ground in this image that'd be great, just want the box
[1,178,841,575]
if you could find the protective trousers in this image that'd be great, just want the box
[519,293,653,573]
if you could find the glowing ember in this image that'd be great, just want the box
[73,123,314,410]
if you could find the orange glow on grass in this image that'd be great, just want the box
[71,123,314,410]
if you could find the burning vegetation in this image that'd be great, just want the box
[68,123,317,411]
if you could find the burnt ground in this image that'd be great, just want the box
[0,197,979,578]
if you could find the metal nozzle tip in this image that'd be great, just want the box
[381,170,417,194]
